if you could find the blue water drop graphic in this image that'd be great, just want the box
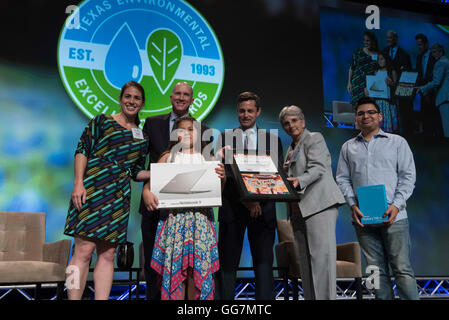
[104,23,142,88]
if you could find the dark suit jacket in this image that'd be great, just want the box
[416,51,436,87]
[143,113,171,164]
[138,113,170,216]
[217,128,284,227]
[383,46,411,74]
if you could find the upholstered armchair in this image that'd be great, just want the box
[275,219,363,299]
[332,100,355,124]
[0,211,71,299]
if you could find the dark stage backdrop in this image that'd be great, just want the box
[0,0,448,276]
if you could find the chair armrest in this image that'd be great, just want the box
[275,241,291,268]
[275,241,301,278]
[43,239,72,266]
[337,242,361,266]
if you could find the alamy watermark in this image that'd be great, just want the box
[65,5,80,30]
[168,121,281,164]
[365,5,380,30]
[365,265,380,290]
[65,265,80,290]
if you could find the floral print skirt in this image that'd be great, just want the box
[150,211,219,300]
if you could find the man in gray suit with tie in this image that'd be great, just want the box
[279,105,346,300]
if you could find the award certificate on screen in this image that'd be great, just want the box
[367,71,390,99]
[395,71,418,97]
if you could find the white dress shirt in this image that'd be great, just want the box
[242,125,257,150]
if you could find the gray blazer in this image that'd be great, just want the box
[285,129,345,218]
[420,55,449,108]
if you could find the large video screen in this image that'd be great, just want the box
[320,2,449,138]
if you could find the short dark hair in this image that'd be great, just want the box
[237,91,261,110]
[415,33,428,43]
[355,97,380,113]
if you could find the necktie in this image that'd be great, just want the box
[245,129,255,149]
[423,52,428,75]
[169,117,176,133]
[390,47,397,60]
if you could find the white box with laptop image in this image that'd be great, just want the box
[150,161,222,209]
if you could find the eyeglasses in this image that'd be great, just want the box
[356,110,379,117]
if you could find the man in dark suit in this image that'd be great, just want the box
[382,30,414,135]
[139,81,195,300]
[415,34,435,86]
[383,30,411,74]
[414,33,443,136]
[215,92,283,300]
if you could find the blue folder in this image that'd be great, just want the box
[357,184,388,225]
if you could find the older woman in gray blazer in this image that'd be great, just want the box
[279,105,346,300]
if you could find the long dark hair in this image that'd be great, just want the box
[119,81,145,127]
[159,116,211,161]
[364,31,379,52]
[377,52,395,79]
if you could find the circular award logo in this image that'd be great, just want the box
[58,0,224,124]
[437,25,449,35]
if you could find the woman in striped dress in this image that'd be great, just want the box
[347,31,379,106]
[64,81,149,300]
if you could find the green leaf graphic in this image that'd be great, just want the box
[147,29,182,94]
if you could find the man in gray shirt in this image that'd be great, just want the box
[336,97,419,300]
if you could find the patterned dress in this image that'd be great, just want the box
[150,152,219,300]
[350,48,378,106]
[64,114,148,244]
[374,69,399,133]
[377,98,399,133]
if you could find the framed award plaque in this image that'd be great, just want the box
[227,150,300,202]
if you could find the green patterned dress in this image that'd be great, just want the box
[350,48,378,106]
[64,114,148,244]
